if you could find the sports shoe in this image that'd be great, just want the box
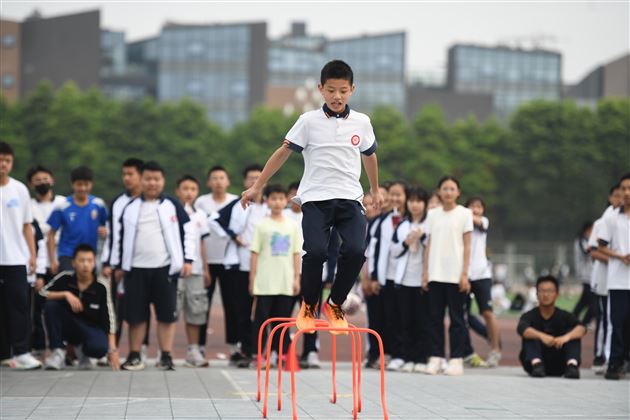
[300,351,322,369]
[592,356,606,375]
[236,355,253,368]
[605,363,624,380]
[121,352,145,371]
[157,353,175,371]
[530,362,546,378]
[321,301,348,335]
[425,357,442,375]
[45,349,66,371]
[1,358,15,367]
[75,346,93,370]
[13,352,42,370]
[413,363,427,373]
[364,357,380,369]
[386,358,405,371]
[401,361,414,373]
[464,353,487,368]
[564,364,580,379]
[96,356,109,367]
[486,350,502,368]
[444,358,464,376]
[296,301,317,333]
[229,351,245,366]
[186,347,209,368]
[31,349,45,361]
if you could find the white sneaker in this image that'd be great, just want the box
[185,347,209,367]
[486,350,502,368]
[401,361,414,373]
[97,356,109,367]
[45,349,66,370]
[413,363,427,373]
[444,358,464,376]
[75,346,93,370]
[13,352,42,370]
[306,351,321,369]
[425,357,442,375]
[386,358,405,371]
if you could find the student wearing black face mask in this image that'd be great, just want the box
[26,165,66,359]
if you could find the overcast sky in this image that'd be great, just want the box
[2,1,628,84]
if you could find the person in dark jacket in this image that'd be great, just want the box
[40,244,119,371]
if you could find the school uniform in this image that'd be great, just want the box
[0,178,34,357]
[284,103,376,307]
[210,199,267,356]
[194,192,238,348]
[111,194,195,325]
[390,217,430,364]
[425,205,474,359]
[598,206,630,371]
[573,236,596,324]
[589,217,612,363]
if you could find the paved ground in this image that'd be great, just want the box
[1,361,628,420]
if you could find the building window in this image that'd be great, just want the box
[2,33,16,48]
[2,73,15,88]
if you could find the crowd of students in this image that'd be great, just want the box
[1,139,629,381]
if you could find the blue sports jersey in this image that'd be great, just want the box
[47,195,108,258]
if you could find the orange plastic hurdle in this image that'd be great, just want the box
[289,326,388,420]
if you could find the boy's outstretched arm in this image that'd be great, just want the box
[361,153,383,210]
[240,143,292,208]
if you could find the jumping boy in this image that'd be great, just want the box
[240,60,383,333]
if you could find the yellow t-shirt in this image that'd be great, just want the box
[250,217,303,296]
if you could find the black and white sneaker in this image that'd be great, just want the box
[157,353,175,371]
[121,353,145,371]
[605,363,624,380]
[564,364,579,379]
[229,352,245,366]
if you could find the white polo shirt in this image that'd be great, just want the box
[1,178,34,266]
[195,192,237,265]
[285,105,377,206]
[599,206,630,291]
[469,216,492,281]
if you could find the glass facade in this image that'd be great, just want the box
[448,45,561,119]
[101,30,127,77]
[158,24,253,128]
[268,43,325,87]
[325,33,406,113]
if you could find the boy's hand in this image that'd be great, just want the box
[459,274,471,294]
[180,263,193,278]
[293,278,301,296]
[370,189,384,211]
[34,277,45,292]
[114,269,124,284]
[370,281,381,296]
[109,349,120,371]
[51,260,59,275]
[240,186,261,209]
[102,265,112,278]
[65,292,83,313]
[204,269,212,288]
[98,226,108,238]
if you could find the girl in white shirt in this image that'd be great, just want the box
[390,186,430,373]
[423,176,473,376]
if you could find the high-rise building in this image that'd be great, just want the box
[20,10,101,97]
[157,22,267,128]
[447,44,562,119]
[565,53,629,108]
[0,19,21,102]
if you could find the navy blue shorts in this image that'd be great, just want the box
[470,278,493,313]
[124,266,178,324]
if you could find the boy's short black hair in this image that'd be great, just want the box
[437,175,461,190]
[536,275,559,292]
[207,165,228,179]
[122,158,144,173]
[288,181,300,192]
[141,160,165,175]
[243,164,263,179]
[619,173,630,183]
[73,243,96,258]
[0,141,14,156]
[320,60,354,86]
[26,165,54,182]
[264,184,287,197]
[465,196,485,209]
[176,174,200,187]
[70,166,93,183]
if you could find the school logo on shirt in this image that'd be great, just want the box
[6,198,19,208]
[91,209,98,220]
[69,212,76,222]
[351,135,360,146]
[271,232,290,256]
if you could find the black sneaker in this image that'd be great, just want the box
[229,352,245,366]
[530,362,546,378]
[605,364,624,380]
[564,364,580,379]
[365,357,380,369]
[121,352,145,371]
[157,353,175,371]
[236,355,253,369]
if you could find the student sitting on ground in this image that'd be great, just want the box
[517,275,585,379]
[40,244,119,371]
